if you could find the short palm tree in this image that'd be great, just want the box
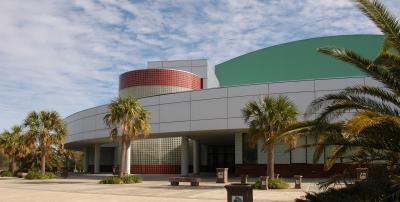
[242,95,298,179]
[0,125,30,173]
[104,96,150,177]
[24,111,66,175]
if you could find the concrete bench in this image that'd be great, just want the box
[169,177,200,186]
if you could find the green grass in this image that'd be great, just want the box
[100,175,142,184]
[25,170,56,179]
[254,178,290,189]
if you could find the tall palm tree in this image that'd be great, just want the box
[242,95,298,179]
[24,111,66,175]
[0,125,30,173]
[104,96,150,177]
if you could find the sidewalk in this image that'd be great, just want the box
[0,175,321,202]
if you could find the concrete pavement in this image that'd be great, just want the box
[0,175,320,202]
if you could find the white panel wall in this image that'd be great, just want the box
[66,76,377,152]
[228,84,267,97]
[278,92,315,113]
[159,92,190,104]
[228,96,258,118]
[160,102,190,122]
[315,77,364,91]
[191,98,228,120]
[191,88,227,100]
[160,122,190,133]
[191,119,227,131]
[269,80,314,94]
[144,105,159,124]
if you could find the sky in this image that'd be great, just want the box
[0,0,399,130]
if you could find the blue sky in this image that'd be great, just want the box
[0,0,398,130]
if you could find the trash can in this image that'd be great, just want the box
[294,175,303,189]
[225,183,253,202]
[260,176,269,190]
[356,168,368,182]
[216,168,229,183]
[241,175,248,184]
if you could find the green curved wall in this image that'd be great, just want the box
[215,35,384,86]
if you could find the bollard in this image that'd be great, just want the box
[294,175,303,189]
[225,183,253,202]
[216,168,229,183]
[241,175,248,184]
[356,168,368,182]
[260,176,269,190]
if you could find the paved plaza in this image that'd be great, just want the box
[0,175,321,202]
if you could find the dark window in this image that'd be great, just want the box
[242,133,257,164]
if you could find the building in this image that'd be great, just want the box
[65,35,384,177]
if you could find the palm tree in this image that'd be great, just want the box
[242,95,298,179]
[104,96,150,177]
[0,125,30,173]
[24,111,66,175]
[302,0,400,167]
[278,0,400,195]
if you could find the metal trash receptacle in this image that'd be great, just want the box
[225,183,253,202]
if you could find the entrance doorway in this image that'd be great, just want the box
[206,145,235,172]
[194,134,235,173]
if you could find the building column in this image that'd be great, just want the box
[181,136,189,176]
[125,140,131,175]
[235,133,243,164]
[193,140,199,175]
[94,144,101,173]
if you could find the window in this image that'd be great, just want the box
[242,133,257,164]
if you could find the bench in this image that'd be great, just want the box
[169,177,200,186]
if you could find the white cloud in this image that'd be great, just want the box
[0,0,398,130]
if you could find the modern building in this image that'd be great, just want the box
[65,35,384,177]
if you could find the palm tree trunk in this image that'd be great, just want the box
[9,156,17,173]
[119,136,127,177]
[267,142,275,179]
[41,151,46,175]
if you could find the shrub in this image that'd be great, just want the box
[121,175,142,184]
[100,176,123,184]
[254,178,289,189]
[295,171,394,202]
[0,171,13,177]
[25,170,56,180]
[100,175,143,184]
[269,179,289,189]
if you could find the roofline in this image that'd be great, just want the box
[215,34,383,68]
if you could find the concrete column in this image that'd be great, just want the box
[94,144,101,173]
[193,140,199,174]
[125,140,131,175]
[234,133,243,164]
[181,136,189,176]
